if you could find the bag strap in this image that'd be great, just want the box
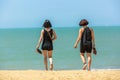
[47,29,53,41]
[83,28,87,43]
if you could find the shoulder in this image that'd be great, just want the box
[41,29,44,33]
[79,27,84,33]
[89,27,94,32]
[88,27,94,34]
[41,29,44,32]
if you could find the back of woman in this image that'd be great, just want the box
[74,19,96,71]
[42,29,53,51]
[36,20,57,70]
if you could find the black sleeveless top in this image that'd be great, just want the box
[41,29,53,50]
[80,27,92,53]
[81,27,92,46]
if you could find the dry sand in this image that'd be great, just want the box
[0,70,120,80]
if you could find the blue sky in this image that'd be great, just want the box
[0,0,120,28]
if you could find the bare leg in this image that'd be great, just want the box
[48,50,53,70]
[80,53,87,70]
[42,50,48,70]
[86,53,92,71]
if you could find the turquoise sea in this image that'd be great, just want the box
[0,26,120,70]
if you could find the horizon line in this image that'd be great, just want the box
[0,26,120,29]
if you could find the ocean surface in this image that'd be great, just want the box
[0,26,120,70]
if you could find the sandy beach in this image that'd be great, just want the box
[0,70,120,80]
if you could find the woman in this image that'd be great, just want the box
[74,19,96,71]
[36,20,57,70]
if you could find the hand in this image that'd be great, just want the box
[36,46,39,53]
[36,48,42,54]
[36,48,38,53]
[93,48,97,55]
[74,44,77,48]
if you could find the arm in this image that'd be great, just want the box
[74,28,83,48]
[52,30,57,41]
[91,28,95,48]
[36,30,44,49]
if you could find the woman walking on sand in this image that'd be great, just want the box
[36,20,57,70]
[74,19,96,71]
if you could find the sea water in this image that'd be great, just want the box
[0,26,120,70]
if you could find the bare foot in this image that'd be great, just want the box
[82,63,87,70]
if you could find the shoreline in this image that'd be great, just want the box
[0,70,120,80]
[0,68,120,70]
